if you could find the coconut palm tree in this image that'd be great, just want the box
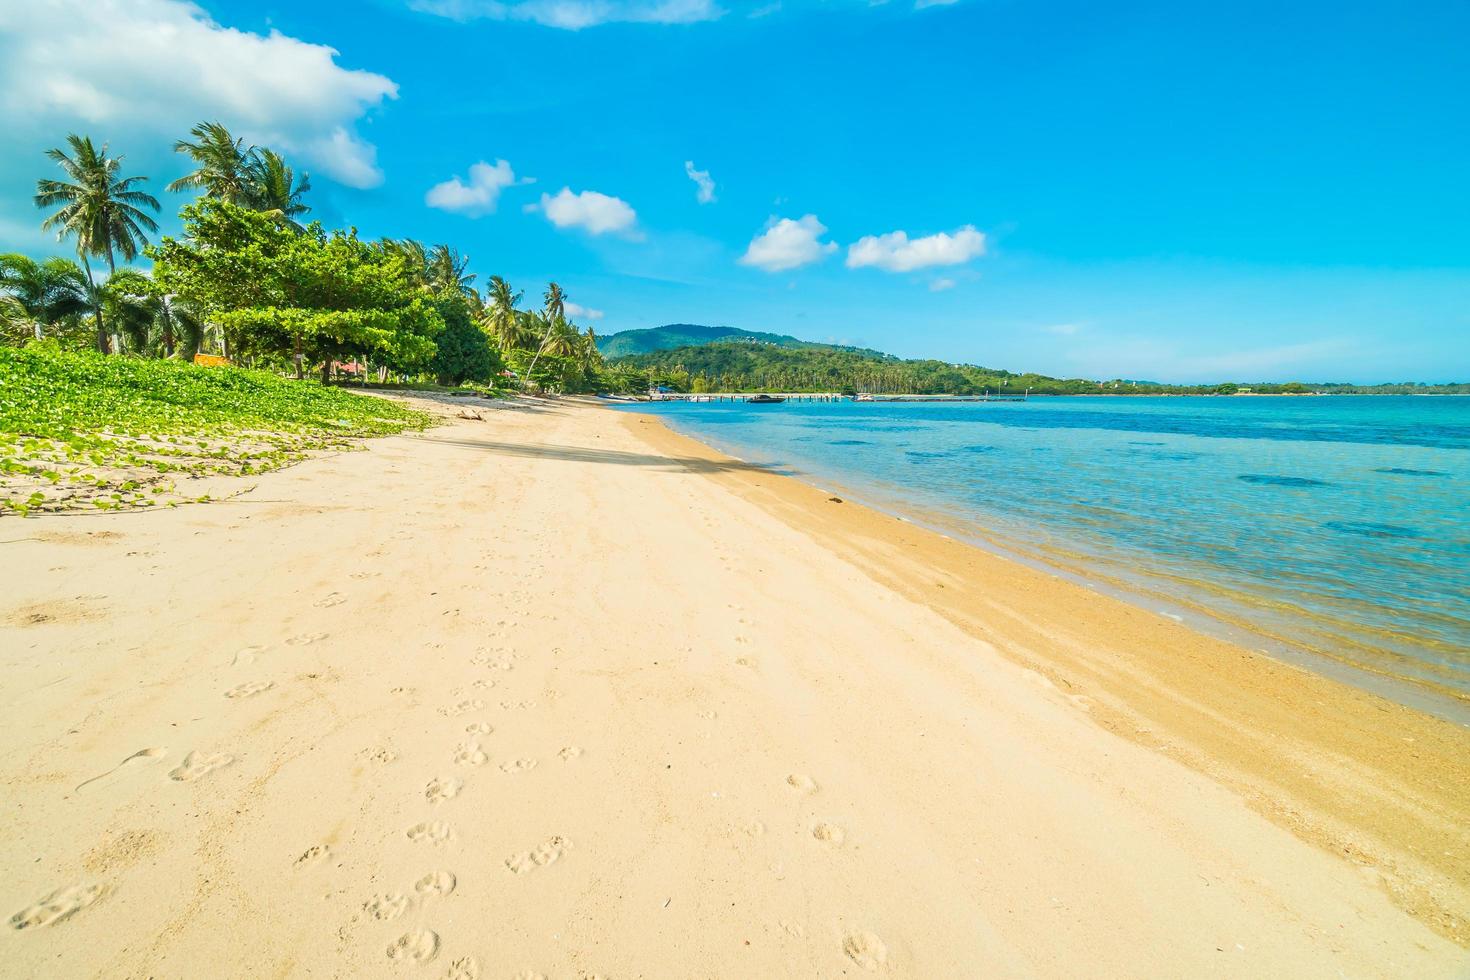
[0,253,89,341]
[107,269,204,358]
[522,281,567,385]
[34,134,160,352]
[167,121,254,204]
[246,148,311,230]
[481,276,530,352]
[381,238,432,290]
[427,244,476,298]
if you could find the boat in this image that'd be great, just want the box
[748,394,786,404]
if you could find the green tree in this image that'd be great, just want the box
[245,148,311,230]
[167,121,255,204]
[427,245,476,299]
[106,268,204,359]
[34,134,160,352]
[480,277,532,352]
[430,297,501,385]
[149,200,441,381]
[0,253,89,343]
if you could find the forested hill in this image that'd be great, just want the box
[595,323,885,359]
[609,340,1470,396]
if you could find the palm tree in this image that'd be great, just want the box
[522,281,567,386]
[576,325,602,374]
[381,238,432,290]
[427,244,476,298]
[246,148,311,230]
[167,121,254,204]
[34,134,160,352]
[481,276,530,352]
[0,253,89,341]
[107,269,203,358]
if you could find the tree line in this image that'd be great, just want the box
[1,123,638,394]
[613,340,1470,396]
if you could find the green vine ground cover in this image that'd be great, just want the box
[0,347,433,516]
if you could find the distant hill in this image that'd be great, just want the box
[596,323,884,359]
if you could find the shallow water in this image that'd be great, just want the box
[621,396,1470,697]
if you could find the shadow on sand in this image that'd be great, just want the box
[417,435,793,476]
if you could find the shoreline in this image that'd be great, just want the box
[1,394,1465,975]
[632,407,1470,724]
[619,407,1470,945]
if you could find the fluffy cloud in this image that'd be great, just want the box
[929,277,956,292]
[739,214,837,272]
[846,225,986,272]
[530,187,638,235]
[0,0,398,188]
[564,301,605,320]
[684,160,716,204]
[409,0,722,30]
[425,160,527,215]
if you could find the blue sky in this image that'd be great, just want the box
[1,0,1466,382]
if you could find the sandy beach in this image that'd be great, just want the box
[2,395,1467,978]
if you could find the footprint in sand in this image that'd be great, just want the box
[314,592,346,608]
[557,746,582,762]
[8,883,107,930]
[498,700,536,711]
[386,928,440,964]
[294,844,331,866]
[842,931,888,971]
[424,777,462,804]
[444,956,481,980]
[505,836,570,874]
[498,758,537,774]
[286,631,329,646]
[413,871,456,898]
[452,743,487,766]
[363,892,408,921]
[811,822,846,847]
[406,822,453,846]
[438,699,484,717]
[231,645,266,666]
[224,680,275,699]
[359,746,397,765]
[785,773,818,794]
[169,750,235,782]
[464,722,493,736]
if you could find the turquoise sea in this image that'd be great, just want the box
[620,396,1470,710]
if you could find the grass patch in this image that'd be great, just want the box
[0,346,434,516]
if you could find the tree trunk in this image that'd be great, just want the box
[293,335,304,380]
[105,245,120,355]
[80,253,109,354]
[320,359,331,385]
[161,302,175,358]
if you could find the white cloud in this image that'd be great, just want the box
[929,277,956,292]
[684,160,716,204]
[409,0,723,29]
[425,160,527,215]
[846,225,986,272]
[564,301,605,321]
[0,0,398,188]
[914,0,960,8]
[739,214,837,272]
[530,187,638,235]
